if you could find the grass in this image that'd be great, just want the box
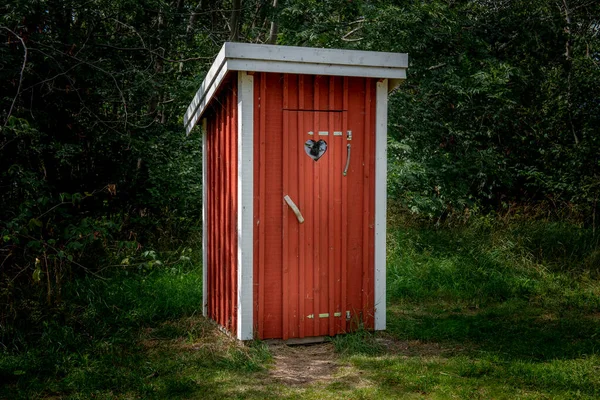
[1,215,599,398]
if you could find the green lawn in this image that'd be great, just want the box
[1,216,599,399]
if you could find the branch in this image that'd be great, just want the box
[32,40,129,130]
[427,63,447,71]
[36,186,108,219]
[341,25,363,42]
[1,26,28,132]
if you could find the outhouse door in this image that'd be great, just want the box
[281,108,372,339]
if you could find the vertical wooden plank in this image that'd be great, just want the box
[282,75,289,340]
[224,90,231,330]
[304,110,315,337]
[207,120,213,320]
[212,106,218,325]
[287,74,299,110]
[263,73,284,339]
[298,76,305,338]
[346,77,365,330]
[231,84,237,334]
[211,105,221,322]
[334,76,344,111]
[223,98,229,329]
[219,100,225,328]
[229,87,234,332]
[362,79,372,327]
[253,74,261,338]
[223,96,228,330]
[253,75,260,337]
[313,78,321,335]
[258,73,267,338]
[333,112,343,334]
[341,77,349,333]
[202,118,208,317]
[367,80,377,330]
[235,83,240,334]
[327,77,335,336]
[288,109,299,338]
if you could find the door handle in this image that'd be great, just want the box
[284,195,304,224]
[343,143,351,176]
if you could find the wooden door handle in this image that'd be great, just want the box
[284,195,304,224]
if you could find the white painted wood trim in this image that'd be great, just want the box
[374,79,388,331]
[184,42,407,133]
[201,118,208,317]
[228,59,406,80]
[225,42,408,68]
[184,45,227,132]
[237,71,254,340]
[185,60,230,135]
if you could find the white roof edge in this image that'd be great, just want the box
[184,42,408,133]
[224,42,408,68]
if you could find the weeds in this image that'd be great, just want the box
[330,325,384,356]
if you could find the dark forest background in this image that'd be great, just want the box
[1,0,599,347]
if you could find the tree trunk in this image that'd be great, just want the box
[187,0,205,40]
[230,0,242,42]
[267,0,278,44]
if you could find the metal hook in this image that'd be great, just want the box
[343,144,351,176]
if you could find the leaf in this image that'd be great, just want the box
[33,267,42,283]
[28,218,43,230]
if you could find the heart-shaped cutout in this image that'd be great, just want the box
[304,139,327,161]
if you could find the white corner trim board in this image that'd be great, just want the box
[374,79,388,331]
[237,71,254,341]
[184,43,408,134]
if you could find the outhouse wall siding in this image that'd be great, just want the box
[205,79,238,335]
[252,72,377,340]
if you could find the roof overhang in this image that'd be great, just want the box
[184,42,408,134]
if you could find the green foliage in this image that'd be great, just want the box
[276,0,600,218]
[387,213,600,307]
[0,0,208,330]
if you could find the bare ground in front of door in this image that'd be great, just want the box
[267,343,344,386]
[265,335,463,387]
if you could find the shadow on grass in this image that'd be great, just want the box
[0,317,283,400]
[328,300,600,398]
[386,300,600,361]
[355,218,600,398]
[0,267,281,400]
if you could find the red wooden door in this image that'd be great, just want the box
[253,73,375,340]
[282,109,352,339]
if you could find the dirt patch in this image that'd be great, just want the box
[267,342,340,386]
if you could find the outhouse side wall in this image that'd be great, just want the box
[204,78,239,335]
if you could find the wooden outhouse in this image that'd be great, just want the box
[184,43,407,341]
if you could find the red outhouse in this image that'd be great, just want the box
[184,43,407,341]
